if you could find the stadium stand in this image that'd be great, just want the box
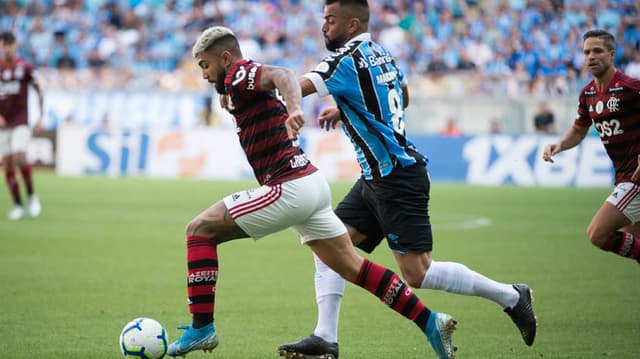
[1,0,639,131]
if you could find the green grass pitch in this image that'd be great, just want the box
[0,172,638,358]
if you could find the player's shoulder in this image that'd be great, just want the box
[312,42,363,76]
[614,70,640,91]
[225,59,267,97]
[321,41,362,63]
[232,59,261,73]
[0,57,34,71]
[226,59,261,84]
[578,80,597,97]
[16,57,35,69]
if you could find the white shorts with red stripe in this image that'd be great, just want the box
[223,170,347,242]
[606,182,640,223]
[0,125,31,157]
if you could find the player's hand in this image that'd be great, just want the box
[318,107,342,131]
[0,114,6,128]
[285,109,305,140]
[34,117,43,134]
[219,94,229,110]
[542,143,561,163]
[632,155,640,183]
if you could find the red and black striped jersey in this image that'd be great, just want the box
[223,59,316,186]
[575,70,640,184]
[0,57,37,127]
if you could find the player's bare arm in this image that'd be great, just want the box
[0,113,6,128]
[31,74,44,132]
[259,65,305,139]
[401,84,409,108]
[219,94,229,109]
[299,77,317,97]
[259,65,303,111]
[185,200,248,243]
[632,155,640,182]
[543,124,589,163]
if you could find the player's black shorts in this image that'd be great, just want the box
[335,159,433,254]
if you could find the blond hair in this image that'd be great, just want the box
[192,26,235,58]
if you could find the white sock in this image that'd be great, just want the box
[312,254,345,343]
[421,261,519,309]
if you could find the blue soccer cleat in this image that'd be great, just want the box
[166,322,219,357]
[425,312,457,359]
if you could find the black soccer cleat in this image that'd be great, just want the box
[277,335,339,359]
[504,283,537,346]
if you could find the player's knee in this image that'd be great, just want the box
[586,224,608,247]
[3,157,14,170]
[406,277,423,288]
[185,217,209,237]
[401,269,425,288]
[14,154,27,167]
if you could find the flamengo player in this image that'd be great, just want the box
[165,26,455,358]
[0,31,43,220]
[543,29,640,262]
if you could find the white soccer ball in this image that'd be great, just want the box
[119,317,169,359]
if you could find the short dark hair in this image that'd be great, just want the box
[192,26,242,58]
[0,31,16,44]
[583,29,616,51]
[208,34,241,56]
[326,0,370,24]
[326,0,368,6]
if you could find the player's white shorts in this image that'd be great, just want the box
[0,125,31,157]
[223,170,347,243]
[606,182,640,223]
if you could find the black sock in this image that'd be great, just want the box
[192,313,213,329]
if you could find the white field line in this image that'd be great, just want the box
[432,214,491,231]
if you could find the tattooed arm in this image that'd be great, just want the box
[259,65,305,139]
[259,65,303,113]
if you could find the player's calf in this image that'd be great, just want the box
[598,231,640,262]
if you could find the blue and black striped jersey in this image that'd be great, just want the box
[304,33,423,180]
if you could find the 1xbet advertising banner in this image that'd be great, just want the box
[417,135,613,187]
[56,127,613,187]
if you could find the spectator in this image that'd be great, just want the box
[625,51,640,79]
[466,35,494,70]
[56,43,77,69]
[426,50,449,75]
[533,101,556,134]
[87,47,106,69]
[489,118,502,134]
[457,49,476,71]
[440,117,462,137]
[2,0,637,97]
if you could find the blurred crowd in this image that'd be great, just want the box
[2,0,640,97]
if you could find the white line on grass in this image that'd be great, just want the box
[432,214,492,231]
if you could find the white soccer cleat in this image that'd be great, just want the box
[28,194,41,218]
[8,205,25,221]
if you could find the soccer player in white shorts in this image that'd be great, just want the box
[223,171,345,242]
[544,29,640,263]
[0,125,30,156]
[166,26,456,359]
[0,31,44,220]
[606,182,640,225]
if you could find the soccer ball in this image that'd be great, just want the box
[119,317,169,359]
